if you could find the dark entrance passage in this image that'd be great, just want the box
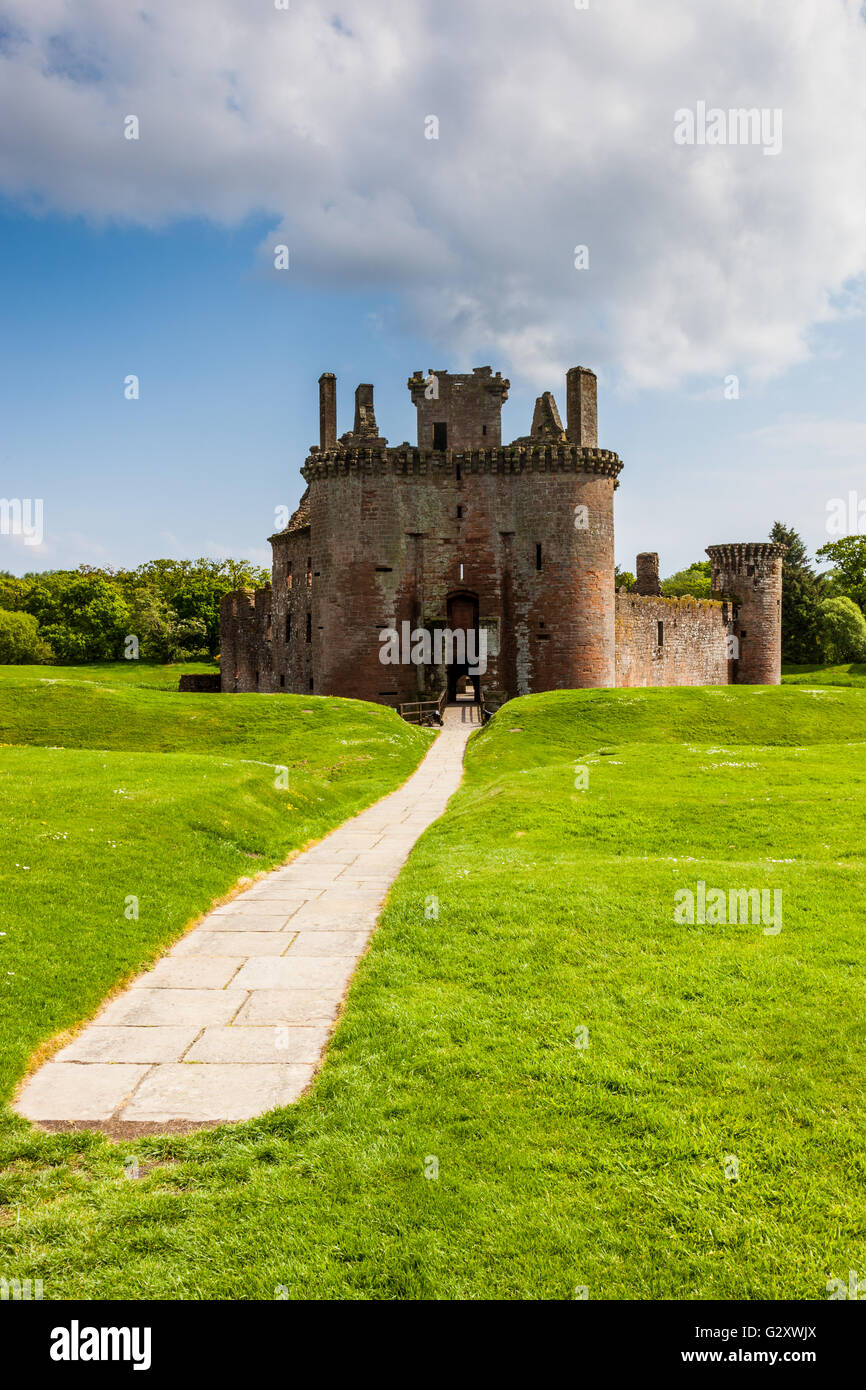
[446,592,481,703]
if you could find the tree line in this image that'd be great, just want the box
[0,558,268,664]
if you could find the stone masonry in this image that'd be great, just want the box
[219,366,784,701]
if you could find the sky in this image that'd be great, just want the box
[1,0,866,578]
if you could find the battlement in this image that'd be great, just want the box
[301,441,623,482]
[706,542,786,570]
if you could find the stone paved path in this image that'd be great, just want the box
[14,704,479,1134]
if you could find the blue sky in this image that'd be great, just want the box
[1,0,865,578]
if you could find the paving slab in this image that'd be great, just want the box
[185,1025,331,1064]
[231,955,357,992]
[233,989,341,1026]
[55,1027,201,1064]
[130,957,244,990]
[13,713,473,1131]
[286,931,370,957]
[287,904,380,932]
[243,885,322,901]
[121,1063,315,1123]
[172,931,293,958]
[204,913,295,932]
[210,901,305,919]
[15,1063,150,1124]
[96,989,248,1028]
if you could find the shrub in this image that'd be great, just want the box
[0,609,53,664]
[817,596,866,663]
[661,562,712,599]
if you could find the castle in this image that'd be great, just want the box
[219,366,784,706]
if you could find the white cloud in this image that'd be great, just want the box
[2,0,866,388]
[748,415,866,458]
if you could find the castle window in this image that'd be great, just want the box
[279,674,285,689]
[266,617,272,642]
[309,678,314,692]
[306,613,312,643]
[536,543,542,571]
[286,563,292,590]
[457,506,463,519]
[482,425,487,436]
[657,621,664,646]
[285,613,292,643]
[456,462,462,482]
[433,422,448,450]
[306,557,312,589]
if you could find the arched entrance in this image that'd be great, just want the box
[446,592,480,703]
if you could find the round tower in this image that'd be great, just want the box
[706,542,785,684]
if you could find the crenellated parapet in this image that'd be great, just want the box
[706,542,786,573]
[302,442,623,483]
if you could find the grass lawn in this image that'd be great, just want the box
[0,675,864,1300]
[0,659,222,692]
[782,662,866,687]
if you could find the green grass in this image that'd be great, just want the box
[0,676,864,1300]
[0,660,221,692]
[783,662,866,687]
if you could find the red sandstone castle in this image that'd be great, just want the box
[220,366,783,705]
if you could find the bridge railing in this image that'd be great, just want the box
[398,689,447,725]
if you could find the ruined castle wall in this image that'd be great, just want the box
[615,593,731,687]
[270,529,313,693]
[220,589,263,693]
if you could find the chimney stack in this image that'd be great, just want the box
[318,372,337,450]
[635,552,662,596]
[566,367,598,447]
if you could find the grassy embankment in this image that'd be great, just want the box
[0,670,863,1298]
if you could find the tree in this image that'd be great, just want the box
[815,535,866,614]
[25,571,131,662]
[817,596,866,663]
[614,566,635,591]
[127,587,208,662]
[0,573,32,611]
[770,522,823,664]
[0,610,53,663]
[661,561,711,598]
[0,556,265,664]
[117,558,268,655]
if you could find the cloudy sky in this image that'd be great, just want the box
[1,0,865,576]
